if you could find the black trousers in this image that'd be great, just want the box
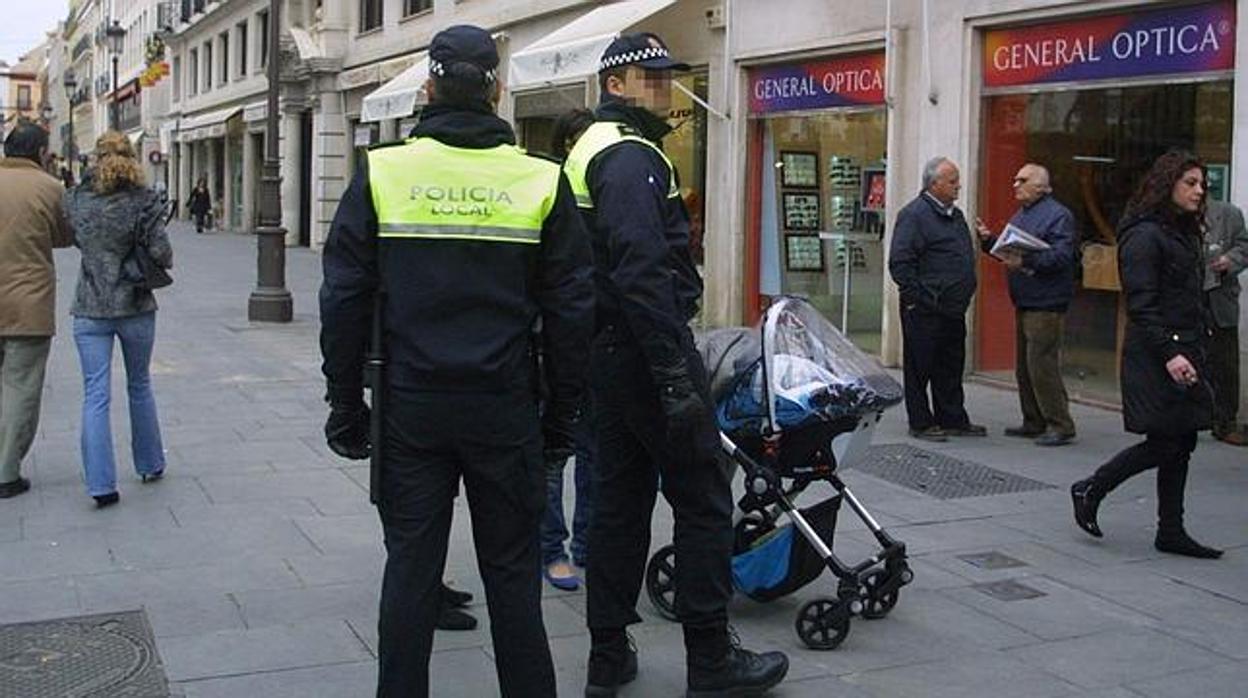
[1208,324,1241,433]
[375,389,554,698]
[585,329,734,636]
[1090,431,1197,532]
[900,306,971,430]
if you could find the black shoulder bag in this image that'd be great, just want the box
[123,208,173,290]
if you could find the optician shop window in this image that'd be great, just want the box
[746,52,887,353]
[977,1,1235,403]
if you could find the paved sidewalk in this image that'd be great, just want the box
[1,221,1245,697]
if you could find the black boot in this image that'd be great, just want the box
[1155,529,1223,559]
[441,583,473,608]
[685,626,788,697]
[1070,478,1103,538]
[436,605,477,631]
[1153,444,1220,558]
[585,628,637,697]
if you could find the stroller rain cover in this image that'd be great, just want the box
[710,297,903,436]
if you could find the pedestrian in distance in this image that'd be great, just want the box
[187,178,211,234]
[63,130,173,508]
[888,156,987,442]
[543,106,598,593]
[0,122,74,499]
[563,32,789,697]
[975,163,1078,446]
[319,25,594,698]
[1071,149,1223,560]
[1201,199,1248,446]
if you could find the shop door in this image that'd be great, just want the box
[977,81,1233,402]
[753,109,888,354]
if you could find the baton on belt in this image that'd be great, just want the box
[365,275,387,505]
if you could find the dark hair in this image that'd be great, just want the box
[551,108,595,161]
[598,66,629,94]
[3,121,49,162]
[430,62,495,110]
[1122,149,1206,233]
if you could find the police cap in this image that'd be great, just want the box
[598,33,690,73]
[429,25,499,82]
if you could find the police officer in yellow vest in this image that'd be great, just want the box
[564,33,789,697]
[318,25,593,698]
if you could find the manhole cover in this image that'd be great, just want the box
[854,444,1054,499]
[958,551,1028,570]
[972,579,1047,602]
[0,610,169,697]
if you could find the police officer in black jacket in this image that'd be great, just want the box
[319,26,593,698]
[563,33,788,697]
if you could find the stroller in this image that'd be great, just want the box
[644,297,912,650]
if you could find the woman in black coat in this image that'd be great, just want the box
[187,178,211,234]
[1070,150,1221,559]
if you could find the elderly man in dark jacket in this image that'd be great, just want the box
[1202,200,1248,445]
[976,164,1078,446]
[889,156,985,442]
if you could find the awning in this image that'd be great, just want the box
[126,129,144,147]
[509,0,676,91]
[360,54,429,123]
[178,106,241,142]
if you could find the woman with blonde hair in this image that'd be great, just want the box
[63,130,173,508]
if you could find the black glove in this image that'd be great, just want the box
[542,406,580,465]
[325,403,371,460]
[654,364,711,439]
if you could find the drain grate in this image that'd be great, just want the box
[958,551,1029,570]
[854,443,1054,499]
[972,579,1047,602]
[0,610,169,698]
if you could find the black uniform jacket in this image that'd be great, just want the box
[318,104,594,416]
[1117,212,1213,435]
[583,98,702,373]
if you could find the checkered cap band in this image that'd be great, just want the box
[428,59,497,83]
[598,45,670,72]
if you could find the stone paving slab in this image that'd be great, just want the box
[1004,627,1228,689]
[0,225,1243,696]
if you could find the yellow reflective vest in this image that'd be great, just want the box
[562,121,680,210]
[367,137,562,245]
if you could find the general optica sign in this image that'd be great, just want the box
[748,52,885,115]
[984,0,1235,88]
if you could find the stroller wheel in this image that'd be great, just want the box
[861,571,901,620]
[644,544,679,622]
[795,597,851,650]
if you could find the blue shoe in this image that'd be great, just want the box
[544,561,581,591]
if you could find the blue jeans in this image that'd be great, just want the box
[542,419,594,567]
[73,312,166,496]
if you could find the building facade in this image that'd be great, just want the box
[34,0,1247,413]
[725,0,1247,415]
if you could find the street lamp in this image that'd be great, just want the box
[106,20,127,131]
[63,70,77,167]
[247,0,293,322]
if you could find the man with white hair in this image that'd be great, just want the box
[889,157,985,442]
[976,163,1078,446]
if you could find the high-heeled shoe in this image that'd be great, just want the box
[1070,479,1103,538]
[93,492,120,509]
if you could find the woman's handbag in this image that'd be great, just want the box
[123,214,173,290]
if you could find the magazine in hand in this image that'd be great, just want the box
[990,223,1050,262]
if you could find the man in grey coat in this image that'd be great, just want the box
[1203,200,1248,446]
